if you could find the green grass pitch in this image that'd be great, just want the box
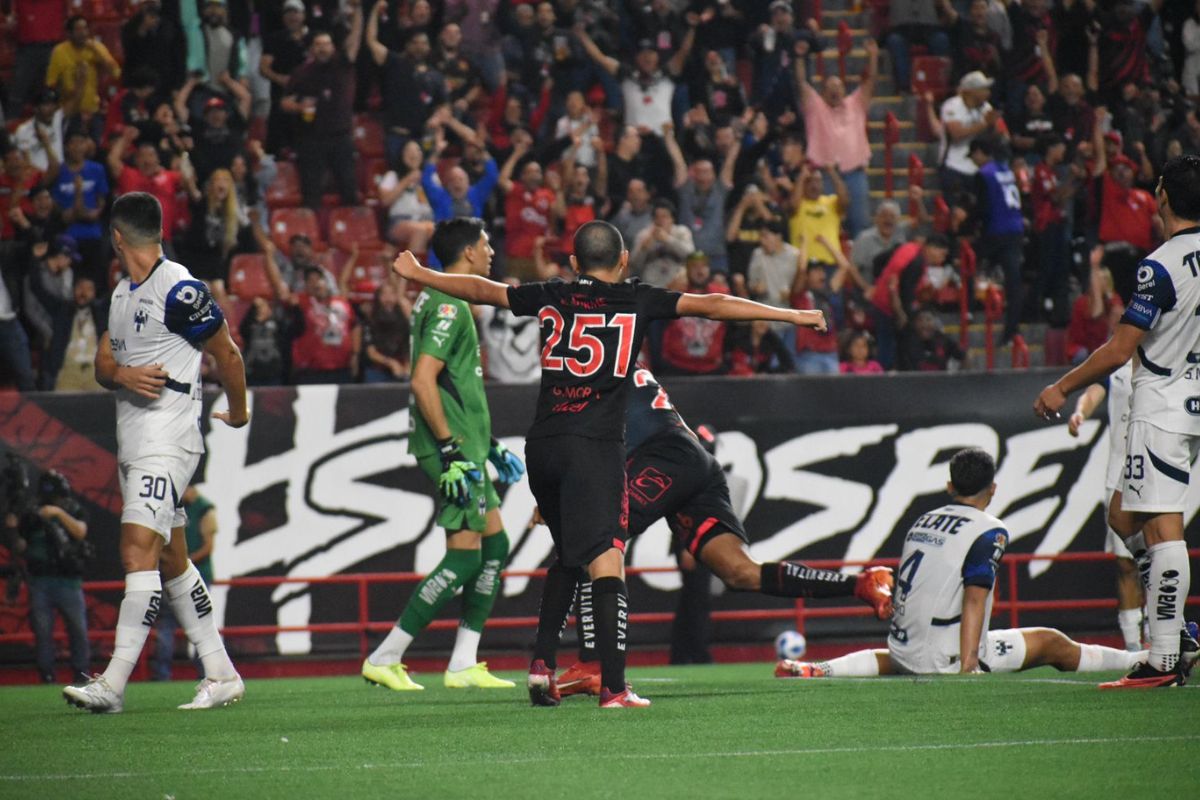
[3,664,1197,799]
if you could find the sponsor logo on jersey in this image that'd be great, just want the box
[1186,397,1200,415]
[133,308,148,332]
[629,465,672,504]
[1156,569,1180,621]
[437,303,458,320]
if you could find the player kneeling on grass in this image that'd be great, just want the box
[362,218,521,692]
[775,448,1193,681]
[535,368,894,697]
[64,192,249,713]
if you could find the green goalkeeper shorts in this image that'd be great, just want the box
[417,453,502,534]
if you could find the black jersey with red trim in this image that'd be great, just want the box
[625,367,689,452]
[506,276,681,441]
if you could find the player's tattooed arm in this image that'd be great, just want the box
[93,335,168,399]
[205,321,250,428]
[958,585,989,674]
[676,293,827,332]
[392,250,512,308]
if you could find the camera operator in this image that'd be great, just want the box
[4,469,92,683]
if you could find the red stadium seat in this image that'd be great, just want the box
[911,56,952,101]
[352,114,385,159]
[266,161,302,209]
[92,20,124,64]
[228,254,275,301]
[359,157,390,206]
[343,253,389,303]
[0,34,16,70]
[328,206,382,251]
[270,207,321,254]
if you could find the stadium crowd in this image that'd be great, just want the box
[0,0,1194,389]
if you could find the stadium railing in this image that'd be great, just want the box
[1,551,1196,661]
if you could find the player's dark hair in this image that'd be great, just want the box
[431,217,487,266]
[949,448,996,498]
[573,220,624,273]
[1102,242,1140,305]
[1159,155,1200,221]
[111,192,163,246]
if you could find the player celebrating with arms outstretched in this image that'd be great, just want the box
[394,220,825,708]
[1035,156,1200,688]
[362,218,522,692]
[64,193,249,713]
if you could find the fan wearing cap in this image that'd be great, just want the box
[1098,151,1160,255]
[748,0,824,118]
[660,251,729,375]
[171,89,247,186]
[14,88,65,172]
[575,23,695,134]
[187,0,252,119]
[938,70,1003,198]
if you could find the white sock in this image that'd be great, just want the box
[369,626,413,666]
[1117,608,1144,652]
[102,571,162,693]
[447,626,481,672]
[818,649,881,677]
[164,562,237,680]
[1146,540,1190,672]
[1076,642,1144,672]
[1124,531,1150,592]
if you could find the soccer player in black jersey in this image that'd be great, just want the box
[393,220,825,708]
[545,367,894,697]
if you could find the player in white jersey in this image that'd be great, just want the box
[1036,155,1200,688]
[1066,244,1147,651]
[1069,361,1146,651]
[63,193,250,713]
[776,449,1147,679]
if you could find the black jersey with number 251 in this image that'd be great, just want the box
[506,276,681,442]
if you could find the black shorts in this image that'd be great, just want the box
[626,431,747,556]
[525,435,628,569]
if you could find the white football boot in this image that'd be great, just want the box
[179,675,245,709]
[63,675,124,714]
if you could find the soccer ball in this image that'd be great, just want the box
[774,630,807,660]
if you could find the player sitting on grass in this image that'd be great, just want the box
[362,219,522,692]
[535,367,894,698]
[775,448,1196,680]
[64,192,248,713]
[394,221,825,708]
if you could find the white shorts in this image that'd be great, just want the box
[1104,438,1125,498]
[119,450,200,538]
[1119,421,1200,514]
[889,628,1027,675]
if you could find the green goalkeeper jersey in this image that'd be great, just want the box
[407,287,492,463]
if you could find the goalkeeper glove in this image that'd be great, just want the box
[437,438,482,508]
[487,438,526,484]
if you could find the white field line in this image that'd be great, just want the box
[4,734,1199,782]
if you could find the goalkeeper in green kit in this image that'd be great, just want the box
[362,218,524,691]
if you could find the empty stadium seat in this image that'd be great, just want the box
[228,254,275,301]
[344,254,389,303]
[328,206,382,251]
[352,114,385,159]
[911,56,952,100]
[266,161,302,209]
[359,157,389,206]
[270,207,321,253]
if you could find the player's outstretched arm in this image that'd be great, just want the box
[392,250,511,308]
[959,585,989,674]
[676,292,827,331]
[1034,324,1142,420]
[205,321,250,428]
[93,334,168,398]
[1068,383,1107,437]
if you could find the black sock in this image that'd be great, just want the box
[575,579,598,663]
[760,562,854,598]
[533,562,580,669]
[592,576,628,695]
